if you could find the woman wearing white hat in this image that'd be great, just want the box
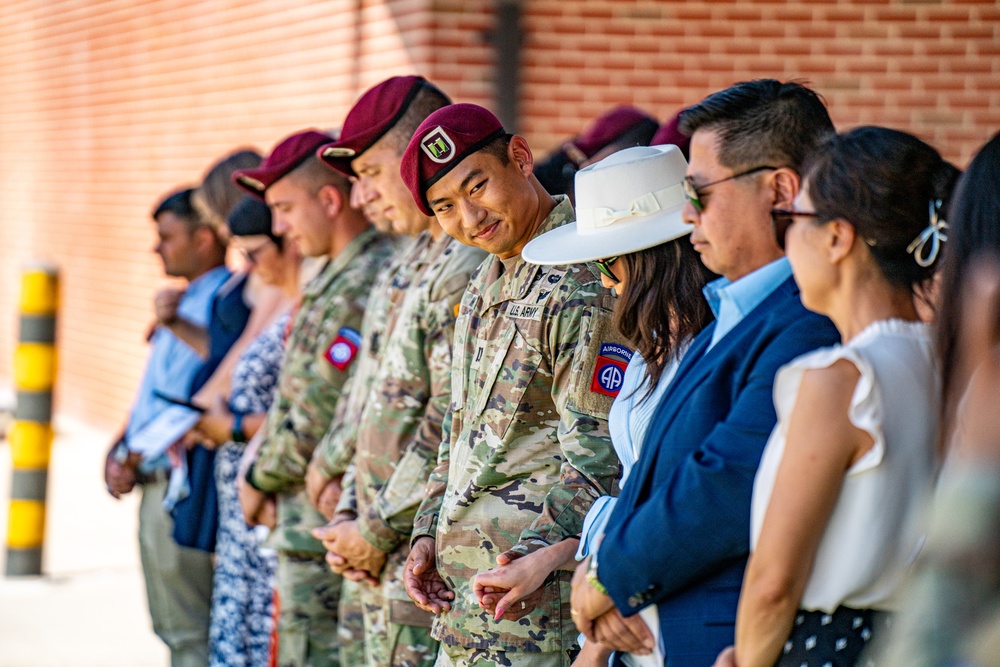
[471,144,717,666]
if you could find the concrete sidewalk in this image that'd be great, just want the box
[0,417,168,667]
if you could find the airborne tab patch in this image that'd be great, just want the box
[590,342,632,397]
[325,327,362,371]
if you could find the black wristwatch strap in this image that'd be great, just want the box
[231,412,247,443]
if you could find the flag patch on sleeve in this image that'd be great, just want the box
[325,327,362,371]
[590,342,633,398]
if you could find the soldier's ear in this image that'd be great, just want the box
[317,183,344,220]
[509,136,534,178]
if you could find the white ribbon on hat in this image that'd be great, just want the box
[906,199,948,268]
[576,184,686,234]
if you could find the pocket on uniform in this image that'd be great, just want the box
[474,325,540,440]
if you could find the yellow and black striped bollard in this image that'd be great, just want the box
[6,263,58,577]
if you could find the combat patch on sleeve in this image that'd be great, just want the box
[571,308,629,418]
[590,342,633,398]
[325,327,362,371]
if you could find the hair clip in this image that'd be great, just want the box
[906,199,948,268]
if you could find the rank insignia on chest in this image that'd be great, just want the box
[325,327,362,371]
[590,342,633,398]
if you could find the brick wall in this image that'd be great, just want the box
[0,0,996,430]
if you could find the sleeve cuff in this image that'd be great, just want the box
[357,505,406,554]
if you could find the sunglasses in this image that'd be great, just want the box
[594,256,620,284]
[239,240,273,265]
[682,165,780,212]
[769,209,822,251]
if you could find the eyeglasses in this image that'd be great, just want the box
[683,165,780,212]
[594,256,620,283]
[769,208,822,250]
[239,240,273,265]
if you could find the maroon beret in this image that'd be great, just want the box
[651,110,691,159]
[318,76,449,178]
[233,129,334,199]
[569,106,658,160]
[401,103,506,216]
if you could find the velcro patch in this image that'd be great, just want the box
[505,301,543,321]
[325,327,362,371]
[589,342,633,398]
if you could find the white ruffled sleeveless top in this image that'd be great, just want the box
[751,319,939,613]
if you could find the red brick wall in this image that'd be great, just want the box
[0,0,996,430]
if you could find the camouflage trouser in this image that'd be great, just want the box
[338,577,366,666]
[433,643,572,667]
[359,579,438,667]
[276,551,343,667]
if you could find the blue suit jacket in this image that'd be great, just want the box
[597,276,840,666]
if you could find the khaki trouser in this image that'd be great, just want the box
[138,480,213,667]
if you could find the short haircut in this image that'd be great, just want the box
[379,83,452,154]
[285,154,352,200]
[152,187,203,233]
[480,133,513,166]
[679,79,835,172]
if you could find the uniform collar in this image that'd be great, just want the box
[303,227,379,297]
[481,195,574,309]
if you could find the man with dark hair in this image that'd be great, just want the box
[398,103,626,666]
[569,79,841,665]
[104,186,230,667]
[233,130,395,667]
[308,74,486,667]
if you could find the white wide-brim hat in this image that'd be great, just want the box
[523,144,692,265]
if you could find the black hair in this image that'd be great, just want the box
[615,238,717,398]
[152,187,202,233]
[935,131,1000,447]
[803,126,960,294]
[679,79,834,172]
[227,195,282,248]
[480,132,513,166]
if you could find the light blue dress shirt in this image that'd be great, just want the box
[703,257,793,351]
[126,265,231,472]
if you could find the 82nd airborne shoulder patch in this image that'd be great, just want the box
[325,327,362,371]
[590,342,633,398]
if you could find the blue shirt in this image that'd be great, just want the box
[126,265,231,471]
[703,257,793,351]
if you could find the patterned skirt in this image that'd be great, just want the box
[775,605,891,667]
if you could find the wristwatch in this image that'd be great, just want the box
[586,554,608,596]
[231,412,247,443]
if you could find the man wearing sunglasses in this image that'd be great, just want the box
[571,80,842,665]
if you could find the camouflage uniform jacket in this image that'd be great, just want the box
[251,227,395,554]
[338,232,486,618]
[411,197,626,652]
[310,233,426,483]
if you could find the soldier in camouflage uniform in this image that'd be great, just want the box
[310,76,486,667]
[399,105,626,666]
[232,130,395,667]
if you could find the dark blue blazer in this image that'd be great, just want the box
[598,276,840,666]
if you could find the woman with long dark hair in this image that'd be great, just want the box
[472,144,716,666]
[714,126,959,667]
